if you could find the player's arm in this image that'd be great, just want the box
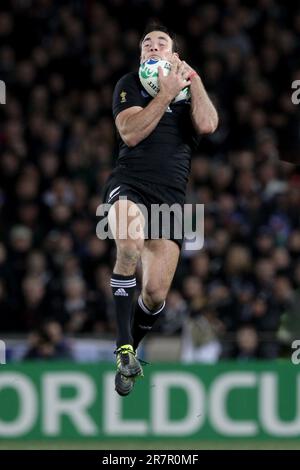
[115,94,171,148]
[116,62,190,147]
[176,58,218,134]
[189,73,219,134]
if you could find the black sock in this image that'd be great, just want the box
[110,273,136,348]
[131,295,165,351]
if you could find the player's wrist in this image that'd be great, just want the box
[157,89,174,104]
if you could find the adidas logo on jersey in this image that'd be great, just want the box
[114,288,128,297]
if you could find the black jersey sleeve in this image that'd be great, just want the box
[112,73,144,119]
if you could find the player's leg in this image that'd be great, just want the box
[108,198,145,392]
[131,239,180,351]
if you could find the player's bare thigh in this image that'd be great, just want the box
[108,199,145,274]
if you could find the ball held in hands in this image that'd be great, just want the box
[139,58,191,103]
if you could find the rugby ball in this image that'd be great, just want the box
[138,58,191,103]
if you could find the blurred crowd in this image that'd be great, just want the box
[0,0,300,361]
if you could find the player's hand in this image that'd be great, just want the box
[174,55,199,79]
[158,55,191,101]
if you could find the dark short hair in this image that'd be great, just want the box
[139,22,178,53]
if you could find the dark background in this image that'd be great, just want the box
[0,0,300,361]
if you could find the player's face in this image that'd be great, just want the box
[140,31,174,63]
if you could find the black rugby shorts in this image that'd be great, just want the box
[102,174,186,249]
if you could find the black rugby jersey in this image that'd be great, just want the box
[112,72,200,191]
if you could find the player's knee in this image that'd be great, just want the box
[143,283,167,309]
[116,239,143,266]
